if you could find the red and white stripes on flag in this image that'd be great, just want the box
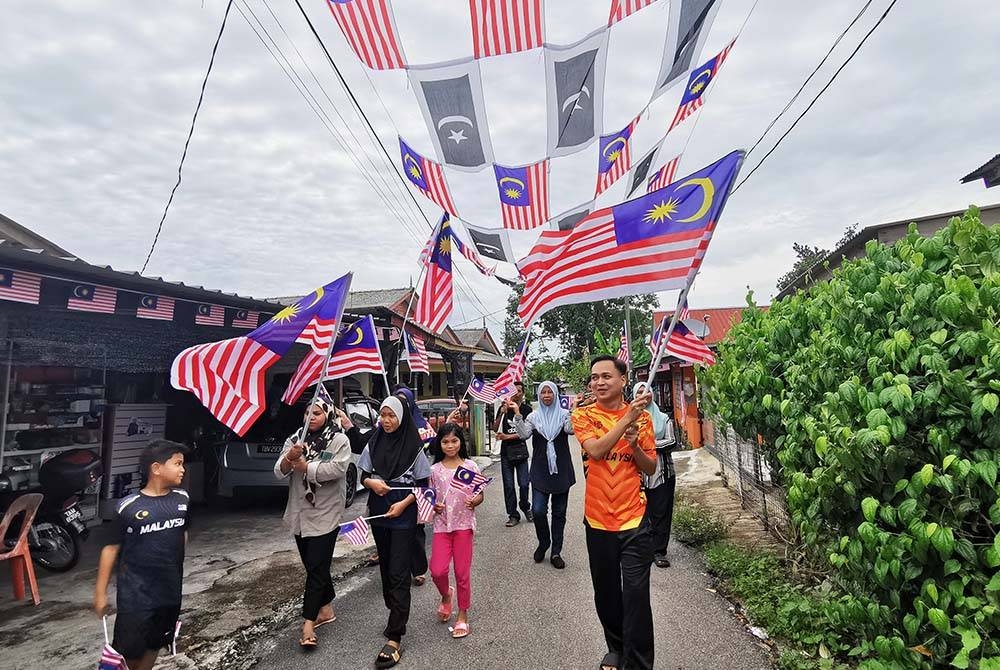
[608,0,656,25]
[413,488,436,524]
[0,268,42,304]
[339,516,371,545]
[195,304,225,326]
[647,156,680,193]
[470,0,544,58]
[668,40,736,132]
[171,337,281,435]
[296,317,339,354]
[415,261,452,334]
[595,118,638,198]
[325,0,406,70]
[405,331,430,374]
[494,337,527,392]
[516,210,712,327]
[281,341,385,405]
[615,321,630,364]
[665,322,716,365]
[67,284,117,314]
[419,158,459,216]
[232,310,259,329]
[467,377,496,403]
[136,295,175,321]
[499,160,549,231]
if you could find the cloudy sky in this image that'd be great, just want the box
[2,0,998,341]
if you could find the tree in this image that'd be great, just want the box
[776,224,860,292]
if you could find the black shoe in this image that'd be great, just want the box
[654,554,670,568]
[533,545,548,563]
[550,555,566,569]
[525,511,534,522]
[505,516,519,527]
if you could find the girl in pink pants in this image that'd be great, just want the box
[428,424,484,639]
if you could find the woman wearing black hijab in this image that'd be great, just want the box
[357,396,431,668]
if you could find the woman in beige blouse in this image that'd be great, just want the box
[274,397,351,649]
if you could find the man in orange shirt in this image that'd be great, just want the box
[571,356,657,670]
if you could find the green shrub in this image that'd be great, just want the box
[672,497,729,546]
[703,208,1000,667]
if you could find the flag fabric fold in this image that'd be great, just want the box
[326,0,406,70]
[449,465,492,496]
[403,330,430,375]
[415,219,455,334]
[171,274,351,436]
[339,516,371,545]
[400,138,458,215]
[467,375,496,403]
[516,151,744,327]
[282,315,385,404]
[493,333,528,393]
[412,487,437,524]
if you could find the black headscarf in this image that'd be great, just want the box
[369,396,424,481]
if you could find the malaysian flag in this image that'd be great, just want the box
[615,320,630,364]
[595,117,639,197]
[282,315,385,404]
[415,218,454,334]
[67,283,117,314]
[0,268,41,304]
[494,333,528,393]
[495,161,549,230]
[665,320,716,366]
[450,465,491,496]
[420,215,495,277]
[412,487,437,524]
[647,156,680,193]
[608,0,656,25]
[136,294,175,321]
[326,0,406,70]
[232,310,259,329]
[470,0,544,58]
[338,516,371,545]
[668,39,736,132]
[171,274,351,436]
[195,304,225,326]
[98,643,128,670]
[517,151,744,327]
[404,330,429,374]
[467,375,496,403]
[400,138,458,216]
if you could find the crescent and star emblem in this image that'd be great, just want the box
[347,327,364,346]
[74,285,91,299]
[603,137,628,164]
[689,68,713,96]
[403,153,423,180]
[306,286,324,309]
[499,175,526,201]
[141,295,155,308]
[642,177,716,225]
[437,115,474,145]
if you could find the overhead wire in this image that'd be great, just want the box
[141,0,234,273]
[731,0,900,194]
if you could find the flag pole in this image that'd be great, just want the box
[298,272,354,443]
[646,283,692,386]
[368,314,392,398]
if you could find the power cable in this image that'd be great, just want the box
[731,0,900,194]
[141,0,234,273]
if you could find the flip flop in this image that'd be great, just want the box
[437,588,454,622]
[315,614,336,629]
[450,621,470,639]
[299,635,318,649]
[375,643,401,668]
[413,574,426,586]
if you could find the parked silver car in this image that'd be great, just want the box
[215,395,378,507]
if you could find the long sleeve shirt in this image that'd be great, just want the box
[273,432,352,537]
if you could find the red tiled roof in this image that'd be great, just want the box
[652,306,768,345]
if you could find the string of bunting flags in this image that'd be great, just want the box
[0,266,275,329]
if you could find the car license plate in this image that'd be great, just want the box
[256,444,283,454]
[63,507,82,522]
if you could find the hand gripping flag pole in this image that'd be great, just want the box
[298,272,354,442]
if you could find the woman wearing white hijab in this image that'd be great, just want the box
[633,382,676,569]
[513,381,575,569]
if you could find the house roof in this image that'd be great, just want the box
[0,213,74,257]
[776,203,1000,298]
[653,306,762,346]
[961,154,1000,187]
[452,327,502,355]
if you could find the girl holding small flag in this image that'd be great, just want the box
[514,381,576,569]
[427,423,485,639]
[358,396,431,668]
[273,397,352,649]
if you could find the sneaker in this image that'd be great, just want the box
[550,555,566,569]
[525,511,534,522]
[505,517,519,527]
[533,545,547,563]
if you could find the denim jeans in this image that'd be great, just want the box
[532,489,569,556]
[501,454,530,520]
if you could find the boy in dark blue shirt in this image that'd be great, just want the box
[94,440,190,670]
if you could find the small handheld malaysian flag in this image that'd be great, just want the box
[467,376,496,403]
[339,516,371,545]
[450,465,491,496]
[98,616,128,669]
[412,487,437,524]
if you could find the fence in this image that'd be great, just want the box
[702,418,790,533]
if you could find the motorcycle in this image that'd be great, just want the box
[1,448,102,572]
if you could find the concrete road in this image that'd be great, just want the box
[252,451,771,670]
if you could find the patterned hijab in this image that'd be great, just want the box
[289,399,336,504]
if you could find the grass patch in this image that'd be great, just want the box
[704,542,897,669]
[672,496,730,547]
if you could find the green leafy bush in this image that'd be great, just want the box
[672,497,730,546]
[702,208,1000,667]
